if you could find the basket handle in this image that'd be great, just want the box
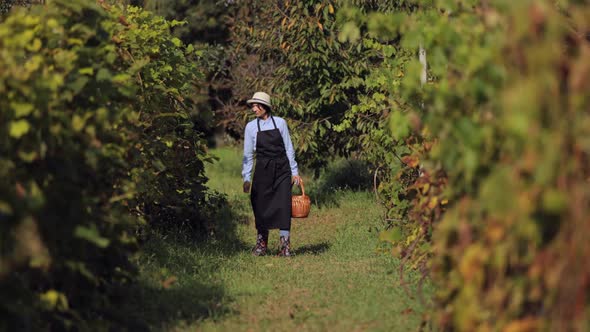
[294,178,305,196]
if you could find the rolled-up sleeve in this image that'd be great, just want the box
[280,120,299,176]
[242,123,255,182]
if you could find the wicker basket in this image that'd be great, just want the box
[292,179,311,218]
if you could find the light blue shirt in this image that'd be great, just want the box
[242,116,299,182]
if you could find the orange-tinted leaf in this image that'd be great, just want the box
[161,276,178,289]
[502,317,540,332]
[16,182,26,198]
[401,155,420,168]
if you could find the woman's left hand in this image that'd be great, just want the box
[291,175,302,186]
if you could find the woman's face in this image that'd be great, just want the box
[251,103,267,119]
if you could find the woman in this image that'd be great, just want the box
[242,92,302,257]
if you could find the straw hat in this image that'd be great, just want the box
[246,92,272,109]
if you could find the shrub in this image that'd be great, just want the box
[0,0,217,328]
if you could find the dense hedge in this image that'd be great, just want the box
[422,2,589,330]
[0,0,217,329]
[341,0,590,330]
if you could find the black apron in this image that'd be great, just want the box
[250,116,292,230]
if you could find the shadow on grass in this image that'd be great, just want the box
[111,192,252,330]
[106,279,231,331]
[110,228,251,330]
[303,159,374,208]
[295,242,330,256]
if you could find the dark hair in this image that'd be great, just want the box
[261,104,271,114]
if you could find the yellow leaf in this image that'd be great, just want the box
[24,55,43,73]
[11,102,34,118]
[9,120,30,138]
[317,22,323,31]
[72,115,85,132]
[459,245,486,281]
[41,290,58,306]
[328,4,334,14]
[40,290,69,311]
[26,38,42,52]
[428,197,438,209]
[18,150,37,162]
[47,18,59,29]
[0,201,13,215]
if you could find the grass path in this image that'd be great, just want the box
[132,147,431,331]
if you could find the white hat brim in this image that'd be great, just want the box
[246,98,271,109]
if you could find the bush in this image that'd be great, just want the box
[0,0,217,329]
[348,0,590,330]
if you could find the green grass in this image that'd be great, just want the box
[130,146,432,331]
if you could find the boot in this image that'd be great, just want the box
[278,236,292,257]
[252,233,268,256]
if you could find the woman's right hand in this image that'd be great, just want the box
[291,175,302,186]
[243,181,251,193]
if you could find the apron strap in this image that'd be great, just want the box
[257,116,278,131]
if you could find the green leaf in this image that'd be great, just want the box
[379,228,403,243]
[171,37,182,47]
[18,150,37,162]
[69,76,89,94]
[170,19,186,27]
[388,111,410,141]
[338,22,360,43]
[0,201,13,215]
[79,67,94,75]
[96,68,112,82]
[112,74,131,84]
[152,159,166,172]
[65,261,98,284]
[74,226,110,248]
[9,120,31,138]
[542,189,567,214]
